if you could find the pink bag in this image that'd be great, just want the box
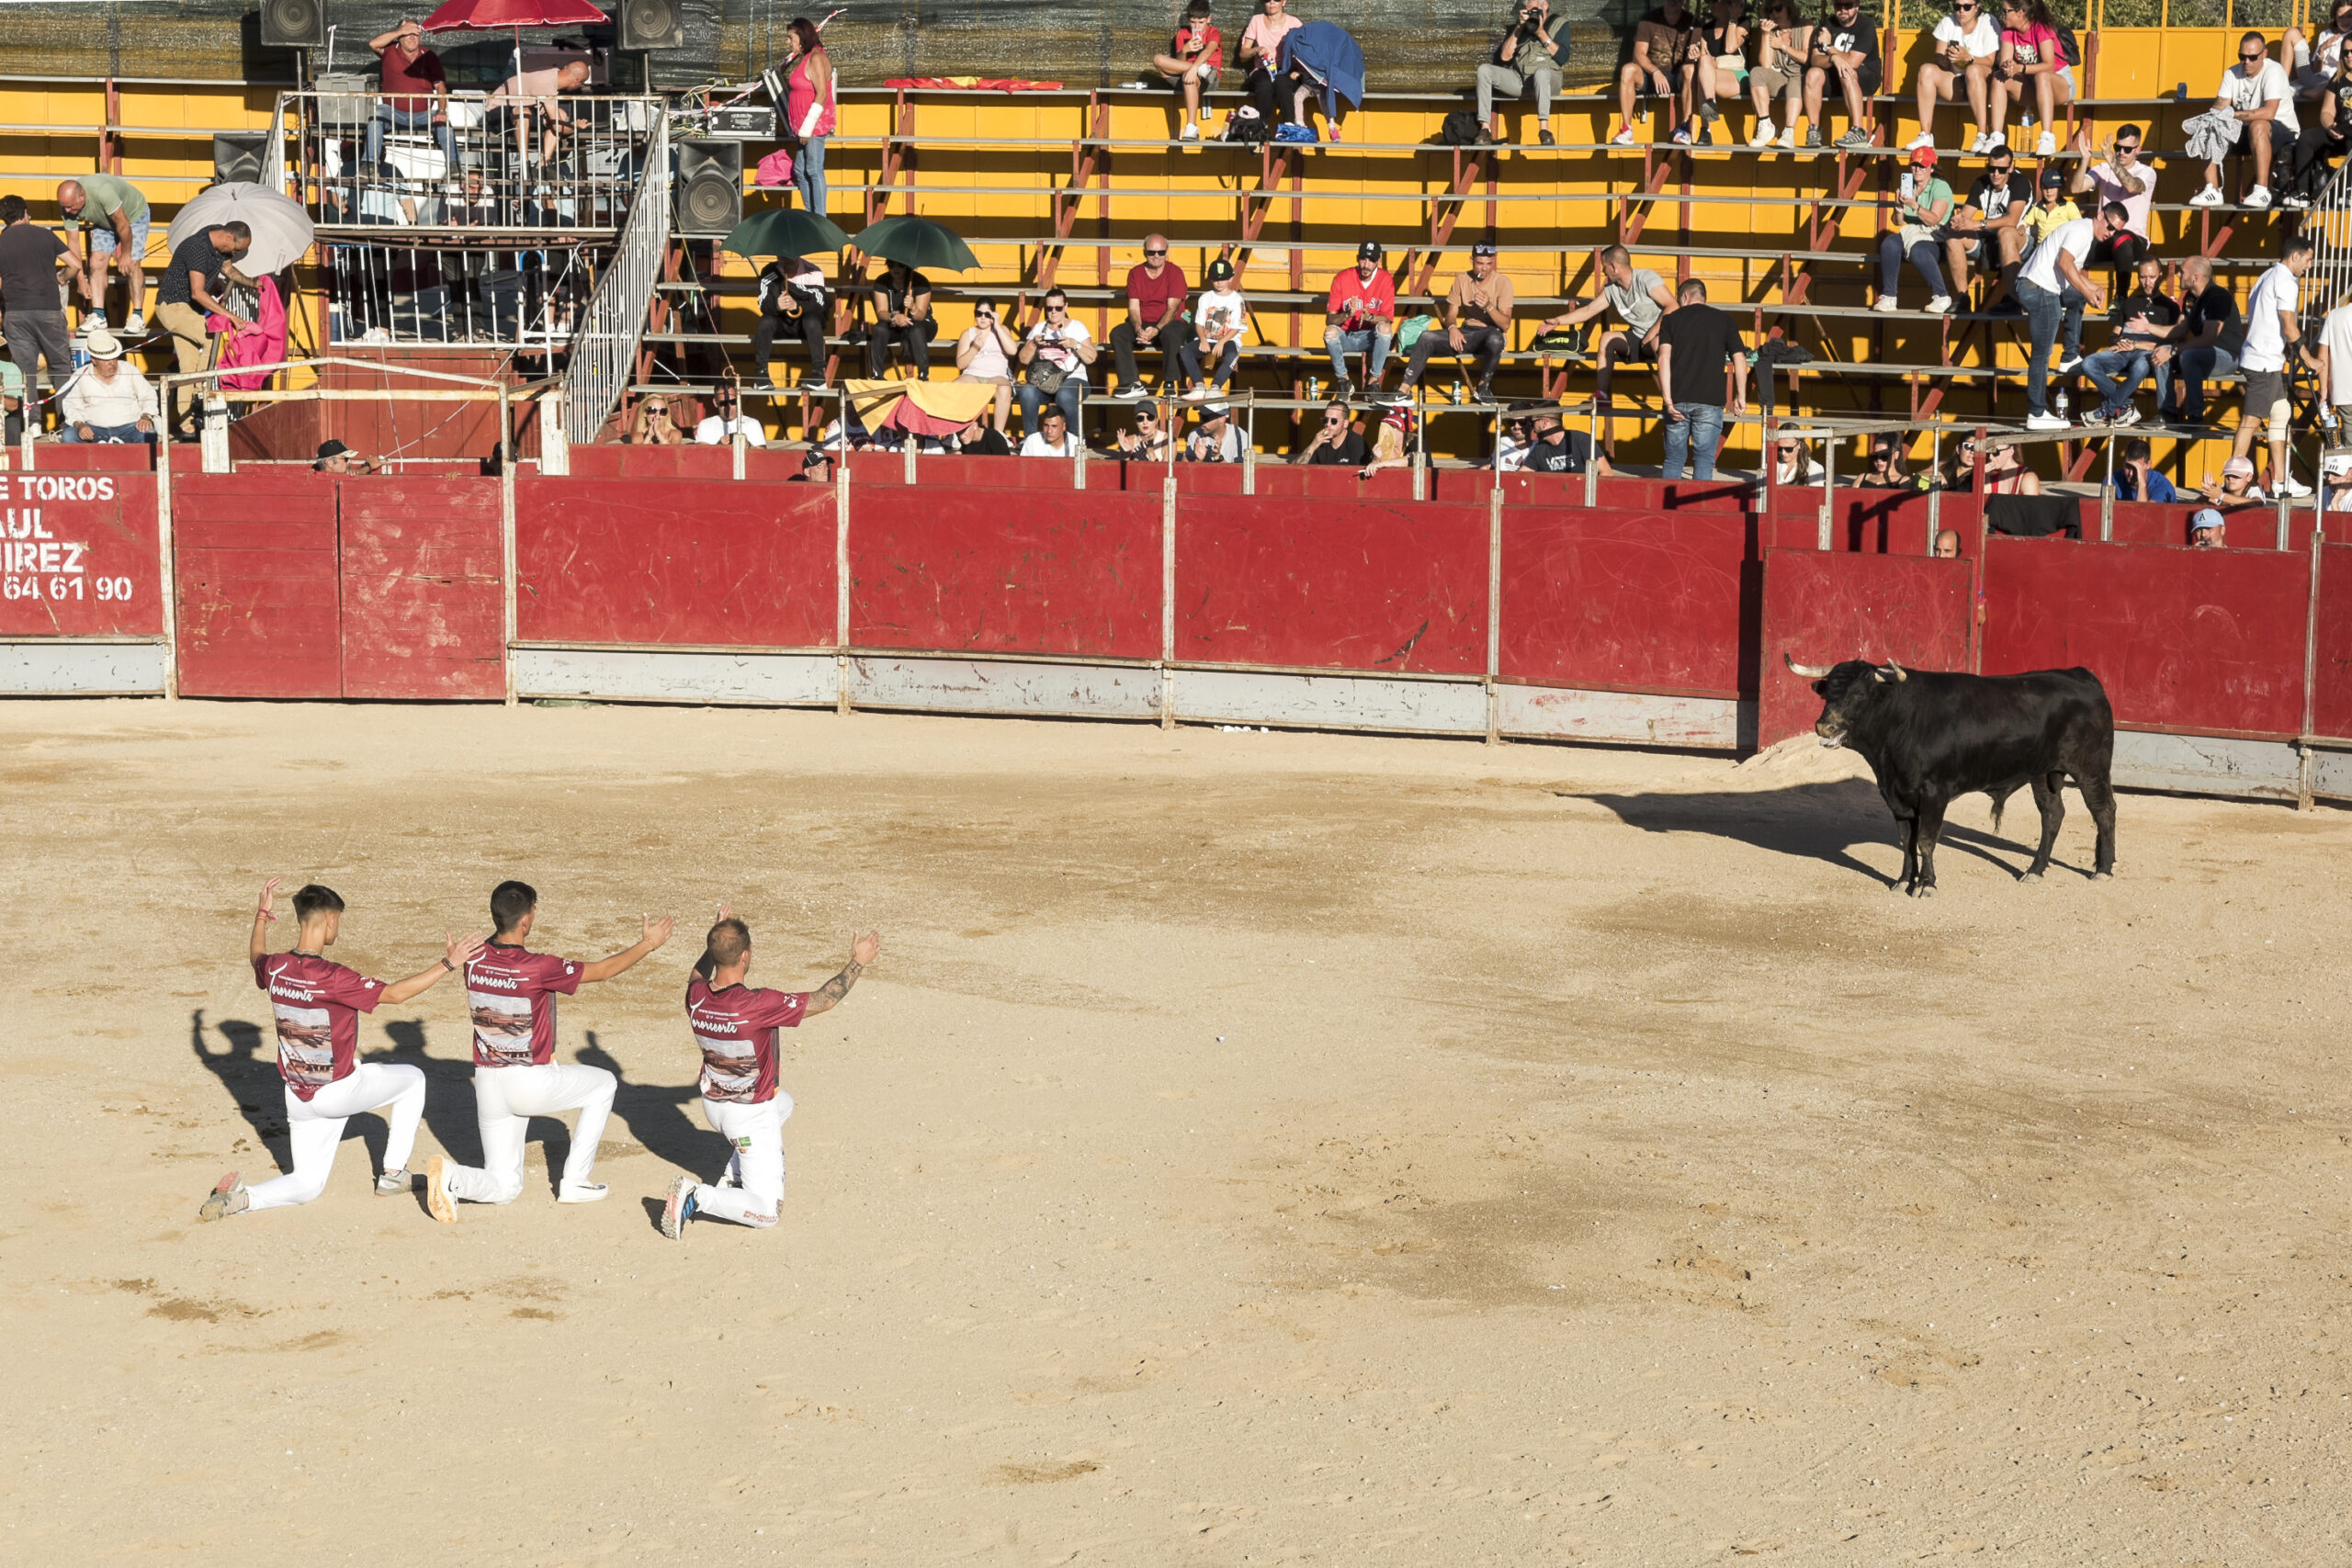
[754,148,796,187]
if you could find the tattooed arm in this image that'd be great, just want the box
[802,930,883,1017]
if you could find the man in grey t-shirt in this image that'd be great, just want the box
[1539,243,1679,400]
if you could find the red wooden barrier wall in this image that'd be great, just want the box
[0,470,161,637]
[1500,507,1753,697]
[2311,542,2352,741]
[175,472,343,698]
[339,479,504,700]
[514,479,836,649]
[1757,548,1973,747]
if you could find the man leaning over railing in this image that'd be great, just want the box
[367,20,458,173]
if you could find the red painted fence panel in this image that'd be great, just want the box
[2311,542,2352,740]
[1173,496,1487,672]
[174,473,342,698]
[1500,507,1754,697]
[514,479,837,649]
[338,479,505,700]
[1757,547,1973,747]
[0,470,161,637]
[1983,537,2311,739]
[851,486,1161,659]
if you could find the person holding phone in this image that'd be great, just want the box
[955,297,1020,431]
[1156,0,1225,140]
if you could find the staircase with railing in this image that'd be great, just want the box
[560,116,671,446]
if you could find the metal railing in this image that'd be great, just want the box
[561,116,670,446]
[324,237,607,352]
[276,89,662,235]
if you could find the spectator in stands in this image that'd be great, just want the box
[1540,244,1675,406]
[1988,0,2072,158]
[782,18,837,218]
[1772,436,1825,483]
[867,259,935,379]
[1184,401,1242,462]
[1657,277,1747,481]
[1238,0,1305,125]
[2080,257,2177,426]
[1157,0,1223,141]
[788,447,837,482]
[1111,236,1193,399]
[153,220,251,441]
[55,175,150,335]
[1113,401,1174,460]
[1181,260,1246,400]
[1933,527,1962,556]
[1747,0,1812,149]
[2019,164,2079,250]
[487,60,591,166]
[1362,404,1422,477]
[2188,507,2229,547]
[1323,242,1394,400]
[2233,231,2317,498]
[1944,143,2030,311]
[312,439,387,474]
[1912,0,2000,153]
[695,385,767,446]
[1612,0,1696,148]
[2161,254,2237,426]
[0,194,75,423]
[1854,437,1907,488]
[1520,408,1605,475]
[624,397,684,446]
[2070,126,2153,285]
[954,298,1019,430]
[1387,244,1511,405]
[1019,406,1082,458]
[1294,398,1371,465]
[1979,439,2041,495]
[2017,200,2120,433]
[752,253,831,395]
[1493,409,1535,470]
[1477,0,1569,146]
[2316,284,2352,427]
[2188,31,2295,209]
[1803,0,1883,152]
[1874,146,1956,314]
[57,330,154,443]
[1681,0,1748,146]
[2108,436,2177,502]
[2199,457,2266,511]
[364,21,457,174]
[1018,288,1098,433]
[2286,31,2352,208]
[954,413,1014,457]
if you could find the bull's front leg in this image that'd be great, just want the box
[1912,795,1951,897]
[1892,810,1918,893]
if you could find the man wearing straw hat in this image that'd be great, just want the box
[57,330,157,443]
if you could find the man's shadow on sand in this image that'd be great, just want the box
[578,1034,734,1233]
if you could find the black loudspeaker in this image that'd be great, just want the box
[617,0,684,51]
[673,140,742,235]
[214,132,269,185]
[259,0,326,49]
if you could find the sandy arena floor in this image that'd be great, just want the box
[1,699,2347,1566]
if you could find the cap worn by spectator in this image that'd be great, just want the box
[2188,507,2226,544]
[1357,240,1384,262]
[2038,166,2065,188]
[2325,449,2352,479]
[1472,243,1498,258]
[2223,457,2256,481]
[314,439,353,468]
[1205,258,1237,282]
[85,330,124,361]
[1911,146,1938,169]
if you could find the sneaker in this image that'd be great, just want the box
[1968,131,1992,154]
[1923,296,1953,315]
[1872,296,1900,313]
[2109,407,2142,428]
[2244,186,2272,209]
[425,1156,457,1224]
[2025,411,2067,432]
[661,1174,697,1240]
[1837,128,1871,150]
[1672,125,1693,145]
[1114,383,1148,399]
[1750,118,1777,148]
[1333,379,1355,401]
[122,312,145,335]
[1182,383,1209,401]
[1774,126,1798,151]
[745,375,776,392]
[1611,124,1636,147]
[2281,193,2311,210]
[84,310,107,331]
[197,1171,245,1223]
[2189,184,2223,208]
[1179,122,1200,142]
[2035,131,2056,156]
[801,379,831,394]
[1988,297,2025,318]
[2077,408,2109,428]
[375,1168,412,1196]
[1803,129,1824,150]
[1701,100,1721,124]
[556,1179,610,1204]
[1471,379,1495,403]
[2056,355,2081,375]
[2278,476,2315,499]
[1539,130,1556,146]
[1905,131,1934,152]
[1377,387,1412,407]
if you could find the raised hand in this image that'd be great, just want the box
[644,912,676,949]
[447,930,486,970]
[256,875,281,921]
[850,929,882,966]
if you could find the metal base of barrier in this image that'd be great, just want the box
[1170,669,1486,738]
[513,647,836,706]
[1497,684,1745,751]
[2111,730,2304,805]
[852,656,1161,722]
[0,640,170,696]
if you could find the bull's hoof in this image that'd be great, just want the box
[2018,871,2042,884]
[1906,883,1936,898]
[2091,871,2113,882]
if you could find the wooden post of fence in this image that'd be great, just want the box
[156,428,178,701]
[836,396,853,716]
[1927,427,1942,548]
[1486,479,1503,746]
[501,384,517,706]
[2101,434,2115,541]
[2301,521,2324,808]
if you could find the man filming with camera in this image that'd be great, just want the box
[1477,0,1570,145]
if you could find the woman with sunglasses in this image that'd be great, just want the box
[1114,400,1176,461]
[2190,31,2295,209]
[1772,436,1825,485]
[625,396,684,446]
[954,299,1020,432]
[1912,0,1999,153]
[1988,0,2074,158]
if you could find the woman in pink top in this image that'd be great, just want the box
[1988,0,2073,156]
[1238,0,1305,124]
[783,17,837,219]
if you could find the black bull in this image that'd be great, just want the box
[1785,655,2118,896]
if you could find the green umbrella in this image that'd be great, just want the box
[721,208,850,260]
[854,214,980,273]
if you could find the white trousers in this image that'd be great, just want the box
[688,1093,792,1227]
[245,1064,426,1212]
[443,1062,616,1204]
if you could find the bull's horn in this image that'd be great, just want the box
[1783,653,1834,678]
[1883,658,1907,682]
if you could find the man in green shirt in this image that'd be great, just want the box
[56,174,151,335]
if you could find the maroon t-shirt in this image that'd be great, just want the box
[685,974,807,1104]
[253,952,384,1101]
[378,46,447,111]
[465,942,582,1068]
[1124,262,1190,326]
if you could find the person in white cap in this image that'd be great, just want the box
[59,329,158,443]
